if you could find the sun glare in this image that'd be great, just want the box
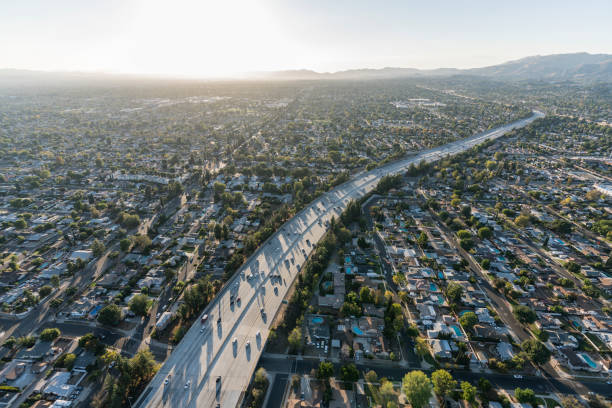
[120,0,287,77]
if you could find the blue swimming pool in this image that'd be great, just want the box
[345,256,351,264]
[438,272,444,279]
[450,325,462,337]
[312,317,324,324]
[89,304,103,317]
[352,325,364,336]
[429,283,439,292]
[346,266,352,274]
[580,353,597,368]
[437,295,445,305]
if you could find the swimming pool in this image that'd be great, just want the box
[312,317,324,325]
[345,256,351,264]
[346,266,352,274]
[322,281,332,291]
[352,325,364,336]
[437,295,445,305]
[429,283,439,292]
[438,272,444,279]
[579,353,597,368]
[450,325,462,337]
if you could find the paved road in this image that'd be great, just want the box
[136,112,544,408]
[266,374,288,408]
[258,355,612,397]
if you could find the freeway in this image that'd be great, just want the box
[136,111,544,408]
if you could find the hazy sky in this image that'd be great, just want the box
[1,0,611,77]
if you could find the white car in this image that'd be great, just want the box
[246,341,250,349]
[184,380,191,389]
[513,374,523,379]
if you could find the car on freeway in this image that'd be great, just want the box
[201,314,208,324]
[164,375,171,385]
[513,374,523,379]
[184,380,191,389]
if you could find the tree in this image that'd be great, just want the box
[402,371,432,408]
[317,361,334,380]
[132,234,152,251]
[91,239,105,257]
[515,388,536,405]
[513,305,537,324]
[98,304,122,326]
[50,275,60,288]
[431,369,457,400]
[514,215,530,228]
[459,312,478,332]
[457,230,472,240]
[58,353,76,370]
[129,294,151,317]
[415,338,430,358]
[120,238,132,252]
[461,206,472,218]
[417,232,428,247]
[380,380,397,405]
[521,339,551,365]
[40,328,60,342]
[445,283,463,303]
[288,327,302,353]
[461,381,476,404]
[477,227,492,240]
[39,285,52,298]
[586,189,601,201]
[340,364,359,383]
[478,378,492,393]
[254,367,268,388]
[564,261,581,274]
[14,218,27,229]
[365,370,378,383]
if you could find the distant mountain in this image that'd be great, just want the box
[254,53,612,82]
[469,52,612,81]
[2,53,612,84]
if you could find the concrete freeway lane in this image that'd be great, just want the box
[136,111,544,408]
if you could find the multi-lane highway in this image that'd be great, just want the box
[135,111,544,408]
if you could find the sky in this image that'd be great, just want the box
[1,0,611,78]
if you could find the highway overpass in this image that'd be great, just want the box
[136,111,544,408]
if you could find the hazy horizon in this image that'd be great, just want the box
[2,0,612,78]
